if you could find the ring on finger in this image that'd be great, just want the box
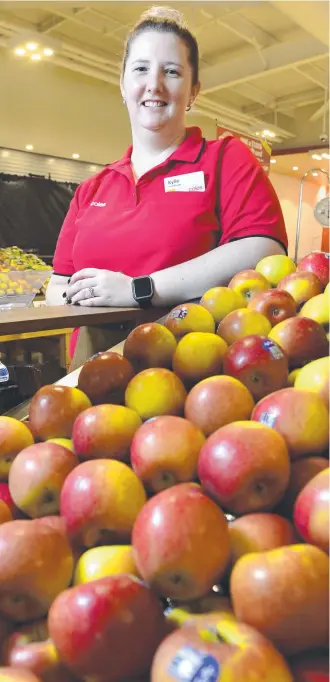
[88,286,95,298]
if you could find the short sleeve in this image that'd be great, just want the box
[52,189,80,276]
[218,138,288,253]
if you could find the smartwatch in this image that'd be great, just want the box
[131,275,154,308]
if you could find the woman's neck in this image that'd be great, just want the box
[130,126,186,177]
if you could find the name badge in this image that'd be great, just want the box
[164,171,205,193]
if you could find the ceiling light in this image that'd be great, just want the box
[25,145,33,151]
[270,158,277,164]
[321,153,330,159]
[292,166,299,171]
[48,158,54,164]
[90,165,97,171]
[312,154,322,160]
[312,172,318,177]
[43,48,53,57]
[72,153,80,159]
[31,53,41,61]
[15,48,26,56]
[1,151,9,158]
[263,129,276,138]
[26,42,38,51]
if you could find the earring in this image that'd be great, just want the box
[186,102,193,112]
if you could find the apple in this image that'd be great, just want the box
[164,303,215,339]
[299,293,329,339]
[29,385,91,441]
[60,459,147,548]
[275,456,329,519]
[47,575,166,682]
[296,251,330,287]
[0,519,73,622]
[184,375,255,436]
[8,442,78,518]
[71,404,142,462]
[130,415,205,492]
[0,483,14,513]
[2,625,77,682]
[256,254,297,286]
[172,331,228,386]
[0,417,34,482]
[218,309,272,345]
[277,271,323,308]
[294,468,329,553]
[74,545,140,585]
[0,501,12,525]
[294,357,329,408]
[151,616,293,682]
[0,670,42,682]
[229,513,299,565]
[132,483,231,600]
[123,323,177,371]
[268,317,328,368]
[198,421,290,515]
[228,269,270,302]
[287,368,301,386]
[125,368,187,421]
[251,388,329,458]
[230,544,329,656]
[289,652,329,682]
[199,286,246,324]
[247,289,297,325]
[77,350,135,404]
[223,335,289,401]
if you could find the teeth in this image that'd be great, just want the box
[144,101,166,107]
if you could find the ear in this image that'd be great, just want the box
[191,81,201,104]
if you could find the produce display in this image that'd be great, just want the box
[0,246,52,303]
[0,250,329,682]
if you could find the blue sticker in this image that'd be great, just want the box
[261,339,283,360]
[168,645,219,682]
[258,410,278,428]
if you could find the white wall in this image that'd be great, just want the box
[270,171,326,260]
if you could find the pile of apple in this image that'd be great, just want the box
[0,250,329,682]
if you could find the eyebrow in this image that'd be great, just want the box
[131,59,183,68]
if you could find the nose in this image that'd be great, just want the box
[146,66,164,94]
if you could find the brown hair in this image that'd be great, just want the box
[122,6,199,86]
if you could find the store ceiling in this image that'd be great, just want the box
[271,149,330,185]
[0,1,329,150]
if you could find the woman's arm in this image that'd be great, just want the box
[150,236,285,306]
[45,274,69,306]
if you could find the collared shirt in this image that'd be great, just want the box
[53,126,288,277]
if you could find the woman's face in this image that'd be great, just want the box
[121,30,199,134]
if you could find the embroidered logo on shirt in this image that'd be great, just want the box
[90,201,107,207]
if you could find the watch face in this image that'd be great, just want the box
[134,276,153,299]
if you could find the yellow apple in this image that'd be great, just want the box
[294,357,329,409]
[287,369,301,387]
[47,438,75,452]
[299,292,329,340]
[200,287,247,324]
[74,545,140,585]
[256,255,296,286]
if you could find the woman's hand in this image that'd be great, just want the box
[65,268,137,307]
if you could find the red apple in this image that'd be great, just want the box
[8,442,78,518]
[0,417,34,482]
[294,468,329,553]
[72,404,142,462]
[251,388,329,458]
[223,335,289,401]
[184,375,255,437]
[123,323,177,371]
[228,269,270,302]
[269,317,328,369]
[48,575,166,682]
[229,513,299,564]
[0,519,73,622]
[217,309,271,345]
[132,483,231,600]
[29,385,91,441]
[60,459,147,548]
[230,544,329,656]
[130,416,205,492]
[275,456,329,519]
[247,289,297,325]
[277,271,323,309]
[296,251,330,287]
[77,351,135,404]
[198,421,290,515]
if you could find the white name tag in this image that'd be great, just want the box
[164,171,205,193]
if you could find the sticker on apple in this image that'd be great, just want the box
[258,410,278,428]
[261,339,283,360]
[168,645,219,682]
[169,307,188,320]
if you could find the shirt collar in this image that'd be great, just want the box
[107,126,205,170]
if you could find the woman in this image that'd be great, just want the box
[46,6,287,318]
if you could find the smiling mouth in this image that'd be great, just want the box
[142,101,167,108]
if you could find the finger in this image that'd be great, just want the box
[67,277,97,299]
[70,285,100,305]
[69,269,99,284]
[74,297,104,307]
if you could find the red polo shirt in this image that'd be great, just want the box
[53,126,287,278]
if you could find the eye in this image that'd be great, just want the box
[165,68,180,76]
[134,66,148,72]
